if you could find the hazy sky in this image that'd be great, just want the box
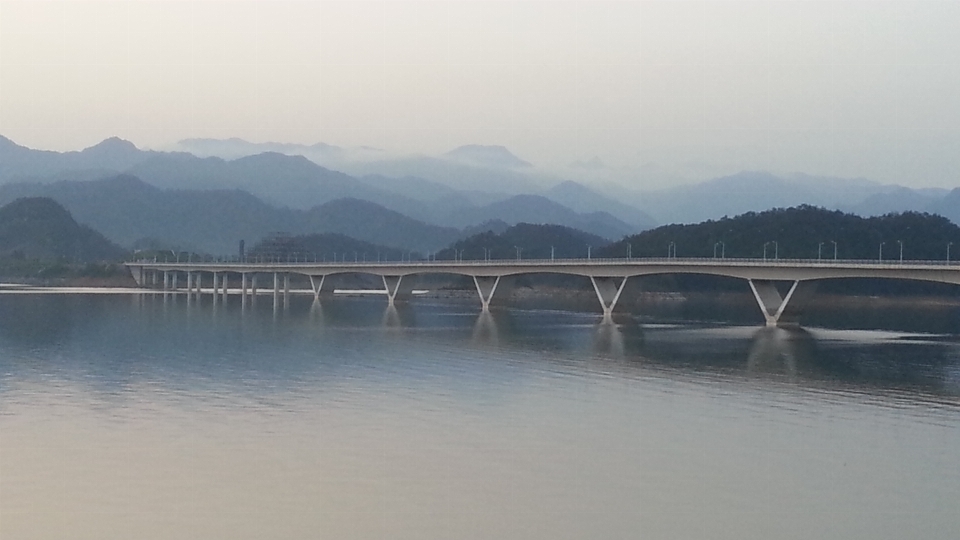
[1,0,959,188]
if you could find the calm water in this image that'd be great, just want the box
[1,292,959,539]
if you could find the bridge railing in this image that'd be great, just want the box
[126,256,960,268]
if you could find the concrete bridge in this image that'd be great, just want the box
[126,258,960,326]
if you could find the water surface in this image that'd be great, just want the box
[1,293,958,539]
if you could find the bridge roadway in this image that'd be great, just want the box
[126,257,960,326]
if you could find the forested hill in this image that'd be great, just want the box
[598,206,960,261]
[0,197,127,262]
[437,223,608,261]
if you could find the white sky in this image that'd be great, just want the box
[1,0,959,188]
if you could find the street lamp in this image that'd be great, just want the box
[668,241,676,258]
[949,242,953,264]
[515,246,521,260]
[772,240,778,260]
[879,242,885,262]
[831,240,838,260]
[818,242,824,261]
[626,243,632,259]
[587,245,591,260]
[551,245,555,260]
[714,241,725,259]
[483,247,489,261]
[897,240,903,264]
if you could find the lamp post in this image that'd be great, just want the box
[818,242,824,261]
[626,243,632,259]
[879,242,885,262]
[714,241,725,259]
[949,242,953,264]
[897,240,903,264]
[587,245,591,260]
[763,242,769,261]
[831,240,838,260]
[483,247,489,261]
[668,241,676,258]
[551,245,555,260]
[515,246,521,261]
[772,240,778,260]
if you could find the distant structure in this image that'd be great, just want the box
[239,239,245,262]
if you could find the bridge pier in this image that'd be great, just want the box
[221,274,229,304]
[163,271,170,291]
[473,276,512,311]
[251,274,258,300]
[171,272,178,291]
[748,279,818,326]
[212,272,220,300]
[590,276,628,321]
[383,275,417,306]
[308,275,334,301]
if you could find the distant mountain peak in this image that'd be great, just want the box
[444,145,532,169]
[83,137,139,153]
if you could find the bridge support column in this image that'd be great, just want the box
[251,274,258,299]
[273,272,280,300]
[383,275,417,306]
[241,273,249,298]
[152,270,158,287]
[163,271,170,291]
[131,267,145,287]
[590,276,628,321]
[284,273,290,298]
[473,276,507,311]
[222,274,229,303]
[309,275,333,301]
[748,280,818,327]
[171,272,178,291]
[212,272,220,300]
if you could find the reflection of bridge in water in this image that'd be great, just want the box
[127,258,960,326]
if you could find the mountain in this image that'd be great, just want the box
[443,145,532,169]
[300,198,460,254]
[437,223,609,261]
[600,205,960,261]
[440,194,636,241]
[0,197,127,261]
[926,188,960,226]
[543,181,657,230]
[334,155,544,195]
[0,136,155,183]
[631,171,946,225]
[0,175,460,255]
[127,151,420,211]
[846,187,944,217]
[249,232,408,261]
[0,175,292,254]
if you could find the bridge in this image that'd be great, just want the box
[125,258,960,326]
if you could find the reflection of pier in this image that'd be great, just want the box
[746,326,818,377]
[128,258,960,326]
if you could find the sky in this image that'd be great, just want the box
[1,0,959,189]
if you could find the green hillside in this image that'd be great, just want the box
[0,197,127,262]
[599,206,960,261]
[438,223,609,260]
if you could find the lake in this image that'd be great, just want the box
[1,292,958,539]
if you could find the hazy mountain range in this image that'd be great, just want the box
[3,135,960,256]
